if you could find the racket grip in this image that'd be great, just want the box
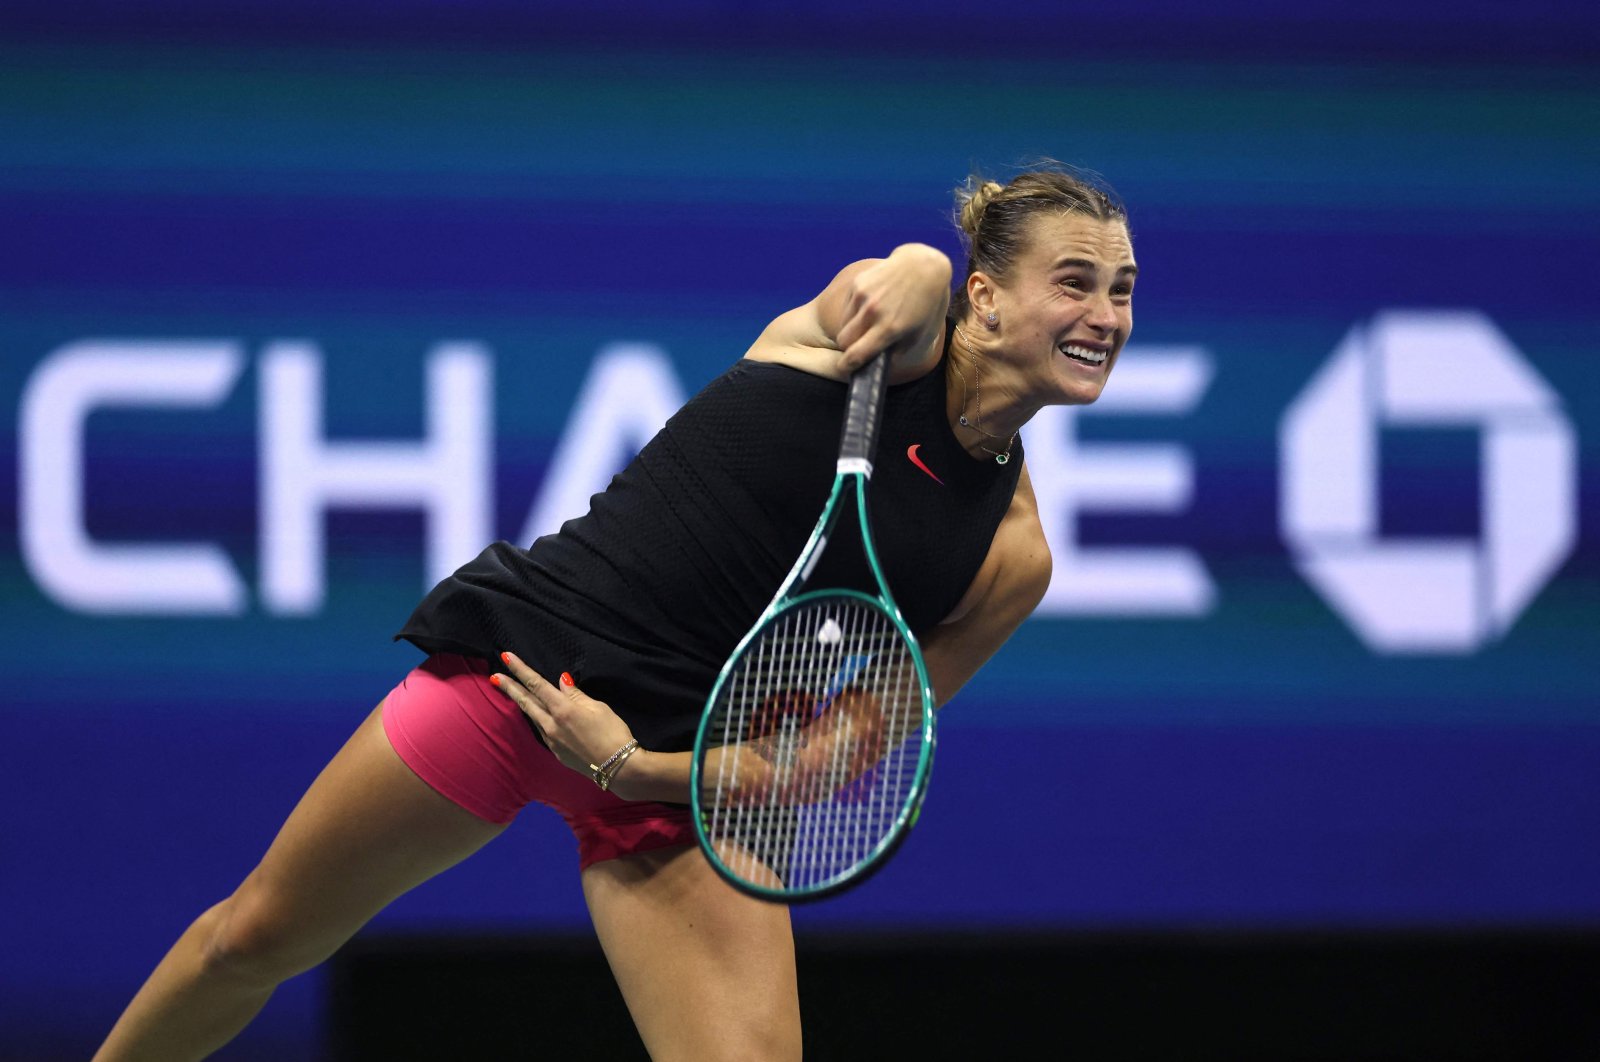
[838,352,892,470]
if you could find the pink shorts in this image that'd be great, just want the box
[380,653,696,869]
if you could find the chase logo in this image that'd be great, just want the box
[12,320,1581,662]
[1279,312,1578,655]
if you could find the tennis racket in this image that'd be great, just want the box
[690,351,937,902]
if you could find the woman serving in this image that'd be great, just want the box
[96,165,1136,1062]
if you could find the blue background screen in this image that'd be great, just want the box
[2,2,1597,1054]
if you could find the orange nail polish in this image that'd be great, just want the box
[489,674,502,688]
[500,651,512,664]
[560,672,574,687]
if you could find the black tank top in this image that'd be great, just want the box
[397,351,1024,753]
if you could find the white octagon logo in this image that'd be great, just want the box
[1280,311,1578,654]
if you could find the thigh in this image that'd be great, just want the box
[222,702,507,970]
[582,845,801,1062]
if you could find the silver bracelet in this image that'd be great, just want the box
[590,739,640,791]
[598,744,639,792]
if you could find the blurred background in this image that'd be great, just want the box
[3,1,1597,1058]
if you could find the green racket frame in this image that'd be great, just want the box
[690,353,938,902]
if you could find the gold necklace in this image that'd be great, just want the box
[952,325,1018,465]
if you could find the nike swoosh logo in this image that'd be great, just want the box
[906,444,944,485]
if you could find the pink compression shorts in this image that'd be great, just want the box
[380,653,696,869]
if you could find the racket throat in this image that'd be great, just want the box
[800,536,827,583]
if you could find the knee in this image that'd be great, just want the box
[680,1026,800,1062]
[655,1010,799,1062]
[747,1019,803,1062]
[727,1030,801,1062]
[197,885,332,988]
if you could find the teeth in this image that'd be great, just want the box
[1060,344,1108,365]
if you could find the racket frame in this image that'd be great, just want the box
[691,353,937,902]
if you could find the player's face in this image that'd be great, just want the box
[993,213,1136,406]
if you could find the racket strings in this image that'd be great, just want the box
[702,596,926,892]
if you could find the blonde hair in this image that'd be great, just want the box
[950,163,1128,319]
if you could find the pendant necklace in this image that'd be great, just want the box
[952,325,1018,465]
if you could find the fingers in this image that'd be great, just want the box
[490,652,636,774]
[832,252,947,373]
[841,335,889,374]
[837,301,935,374]
[492,651,591,743]
[488,656,558,740]
[834,292,895,373]
[833,282,882,348]
[498,650,564,701]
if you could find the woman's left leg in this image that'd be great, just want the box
[582,844,801,1062]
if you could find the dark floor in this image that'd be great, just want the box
[328,929,1600,1061]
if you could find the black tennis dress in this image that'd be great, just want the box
[396,350,1024,753]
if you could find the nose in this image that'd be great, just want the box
[1085,291,1117,333]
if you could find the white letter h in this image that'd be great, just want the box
[259,342,492,614]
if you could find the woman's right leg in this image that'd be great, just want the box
[93,702,507,1062]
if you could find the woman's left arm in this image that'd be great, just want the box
[918,464,1053,707]
[486,654,690,803]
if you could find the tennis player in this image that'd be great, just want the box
[94,165,1136,1062]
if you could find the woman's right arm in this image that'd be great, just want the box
[744,242,952,384]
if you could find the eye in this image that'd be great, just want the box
[1061,277,1084,290]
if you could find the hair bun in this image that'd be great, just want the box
[957,179,1005,238]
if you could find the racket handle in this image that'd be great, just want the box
[838,351,892,473]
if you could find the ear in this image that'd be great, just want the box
[966,271,997,320]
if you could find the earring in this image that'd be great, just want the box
[985,312,998,328]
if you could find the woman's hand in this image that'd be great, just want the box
[742,242,950,383]
[490,652,636,783]
[830,243,952,374]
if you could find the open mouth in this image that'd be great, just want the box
[1059,342,1108,366]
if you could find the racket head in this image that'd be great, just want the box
[691,588,936,902]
